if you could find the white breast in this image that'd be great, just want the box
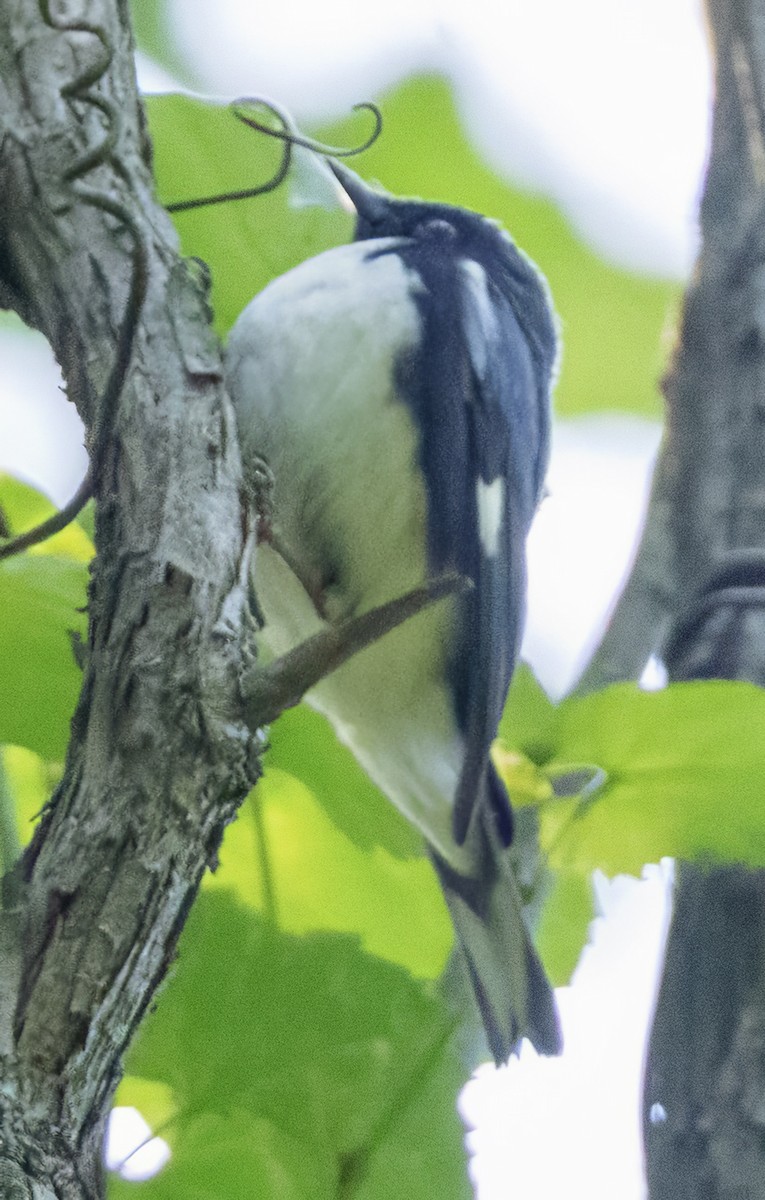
[226,241,471,870]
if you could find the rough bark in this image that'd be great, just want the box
[0,3,261,1194]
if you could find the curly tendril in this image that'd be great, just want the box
[231,98,383,159]
[166,101,295,214]
[165,98,383,215]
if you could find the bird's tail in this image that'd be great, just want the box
[432,822,562,1063]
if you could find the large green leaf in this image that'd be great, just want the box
[0,475,90,761]
[0,473,93,562]
[1,745,54,847]
[542,681,765,875]
[498,662,560,765]
[114,892,470,1200]
[535,868,594,986]
[113,1108,334,1200]
[266,705,420,858]
[207,768,452,981]
[496,673,765,973]
[0,554,86,760]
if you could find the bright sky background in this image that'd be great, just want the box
[2,1,712,1195]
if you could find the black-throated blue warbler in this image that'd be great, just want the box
[226,158,562,1063]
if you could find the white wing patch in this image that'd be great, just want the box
[476,477,505,558]
[459,258,499,379]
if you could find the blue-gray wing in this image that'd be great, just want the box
[450,257,552,844]
[390,226,555,846]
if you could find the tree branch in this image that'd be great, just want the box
[245,572,469,724]
[574,450,675,692]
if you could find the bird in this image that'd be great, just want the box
[225,158,562,1062]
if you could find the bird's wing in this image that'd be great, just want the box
[412,252,551,846]
[458,261,550,845]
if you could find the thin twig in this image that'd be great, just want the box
[245,573,470,725]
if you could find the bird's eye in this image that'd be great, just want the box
[414,218,458,240]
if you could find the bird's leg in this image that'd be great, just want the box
[244,455,332,619]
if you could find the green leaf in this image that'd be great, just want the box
[0,554,87,760]
[115,1077,176,1135]
[118,893,469,1199]
[0,475,91,760]
[536,868,594,985]
[266,705,421,858]
[111,1109,333,1200]
[1,745,53,847]
[544,681,765,874]
[498,663,559,764]
[208,768,452,981]
[0,473,93,562]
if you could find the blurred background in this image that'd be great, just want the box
[2,1,711,1194]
